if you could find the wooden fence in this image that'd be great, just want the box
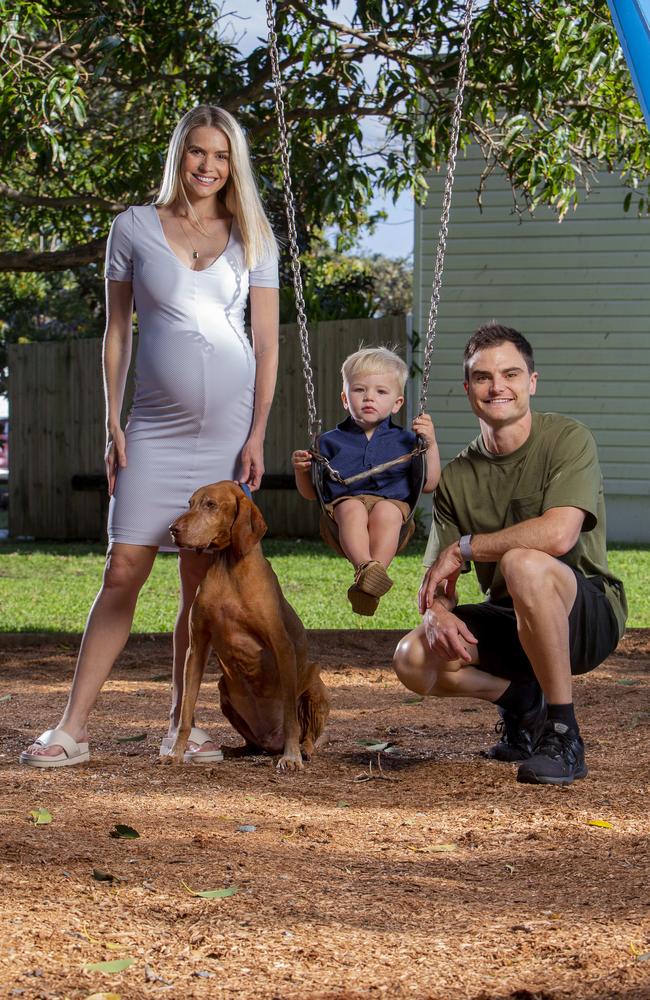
[8,316,408,540]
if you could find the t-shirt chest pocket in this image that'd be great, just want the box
[507,488,545,525]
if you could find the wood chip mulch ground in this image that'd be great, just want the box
[0,629,648,1000]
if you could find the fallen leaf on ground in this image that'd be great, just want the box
[86,993,122,999]
[403,695,424,704]
[181,882,239,900]
[92,869,122,884]
[237,824,256,833]
[81,925,125,950]
[353,757,399,782]
[29,808,52,826]
[405,843,457,854]
[282,824,307,841]
[109,824,140,840]
[587,820,613,829]
[115,733,147,743]
[82,958,135,973]
[144,963,172,984]
[0,694,12,702]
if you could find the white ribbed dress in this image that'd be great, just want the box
[104,205,278,550]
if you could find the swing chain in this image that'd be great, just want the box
[418,0,474,416]
[266,0,474,427]
[264,0,320,440]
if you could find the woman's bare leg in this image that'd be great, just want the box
[24,542,158,757]
[167,549,216,752]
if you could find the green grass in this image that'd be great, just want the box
[0,540,648,633]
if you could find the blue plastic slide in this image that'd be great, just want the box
[607,0,650,130]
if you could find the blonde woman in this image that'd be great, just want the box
[21,106,279,767]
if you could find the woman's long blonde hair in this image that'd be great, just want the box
[155,105,277,269]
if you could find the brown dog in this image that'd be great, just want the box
[167,481,329,771]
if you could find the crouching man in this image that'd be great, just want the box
[393,324,627,785]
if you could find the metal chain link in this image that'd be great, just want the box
[265,0,473,424]
[265,0,320,439]
[418,0,474,415]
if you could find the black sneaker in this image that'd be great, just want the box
[517,721,588,786]
[485,689,546,762]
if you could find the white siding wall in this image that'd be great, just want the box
[414,146,650,543]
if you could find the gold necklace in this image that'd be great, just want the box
[179,218,203,260]
[178,216,230,262]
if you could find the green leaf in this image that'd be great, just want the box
[29,807,53,825]
[181,881,238,900]
[403,695,424,704]
[0,693,12,702]
[617,679,639,686]
[82,958,135,973]
[115,732,147,743]
[109,824,140,840]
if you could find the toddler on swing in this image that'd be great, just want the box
[292,347,440,615]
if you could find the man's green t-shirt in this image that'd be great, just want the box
[424,411,627,638]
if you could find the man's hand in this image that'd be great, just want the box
[423,606,478,663]
[418,542,465,613]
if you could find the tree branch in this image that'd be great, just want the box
[0,185,125,213]
[0,238,106,273]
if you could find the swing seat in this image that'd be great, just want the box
[312,440,428,558]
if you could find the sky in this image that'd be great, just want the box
[225,1,414,260]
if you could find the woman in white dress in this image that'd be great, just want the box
[21,106,279,767]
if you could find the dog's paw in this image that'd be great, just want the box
[276,753,304,773]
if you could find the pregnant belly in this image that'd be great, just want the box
[133,325,254,421]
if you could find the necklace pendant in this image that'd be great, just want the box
[192,250,199,260]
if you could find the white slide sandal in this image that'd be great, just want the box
[159,726,224,764]
[19,728,90,768]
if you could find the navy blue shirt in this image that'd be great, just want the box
[318,416,417,503]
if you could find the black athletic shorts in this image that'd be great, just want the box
[453,569,620,683]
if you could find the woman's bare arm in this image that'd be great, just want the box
[103,279,134,495]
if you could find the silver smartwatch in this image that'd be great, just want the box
[459,534,473,562]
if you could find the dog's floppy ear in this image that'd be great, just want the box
[231,494,267,557]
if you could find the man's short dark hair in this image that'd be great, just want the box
[463,324,535,379]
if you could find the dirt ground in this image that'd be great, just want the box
[0,629,649,1000]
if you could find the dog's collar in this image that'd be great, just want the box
[237,481,253,500]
